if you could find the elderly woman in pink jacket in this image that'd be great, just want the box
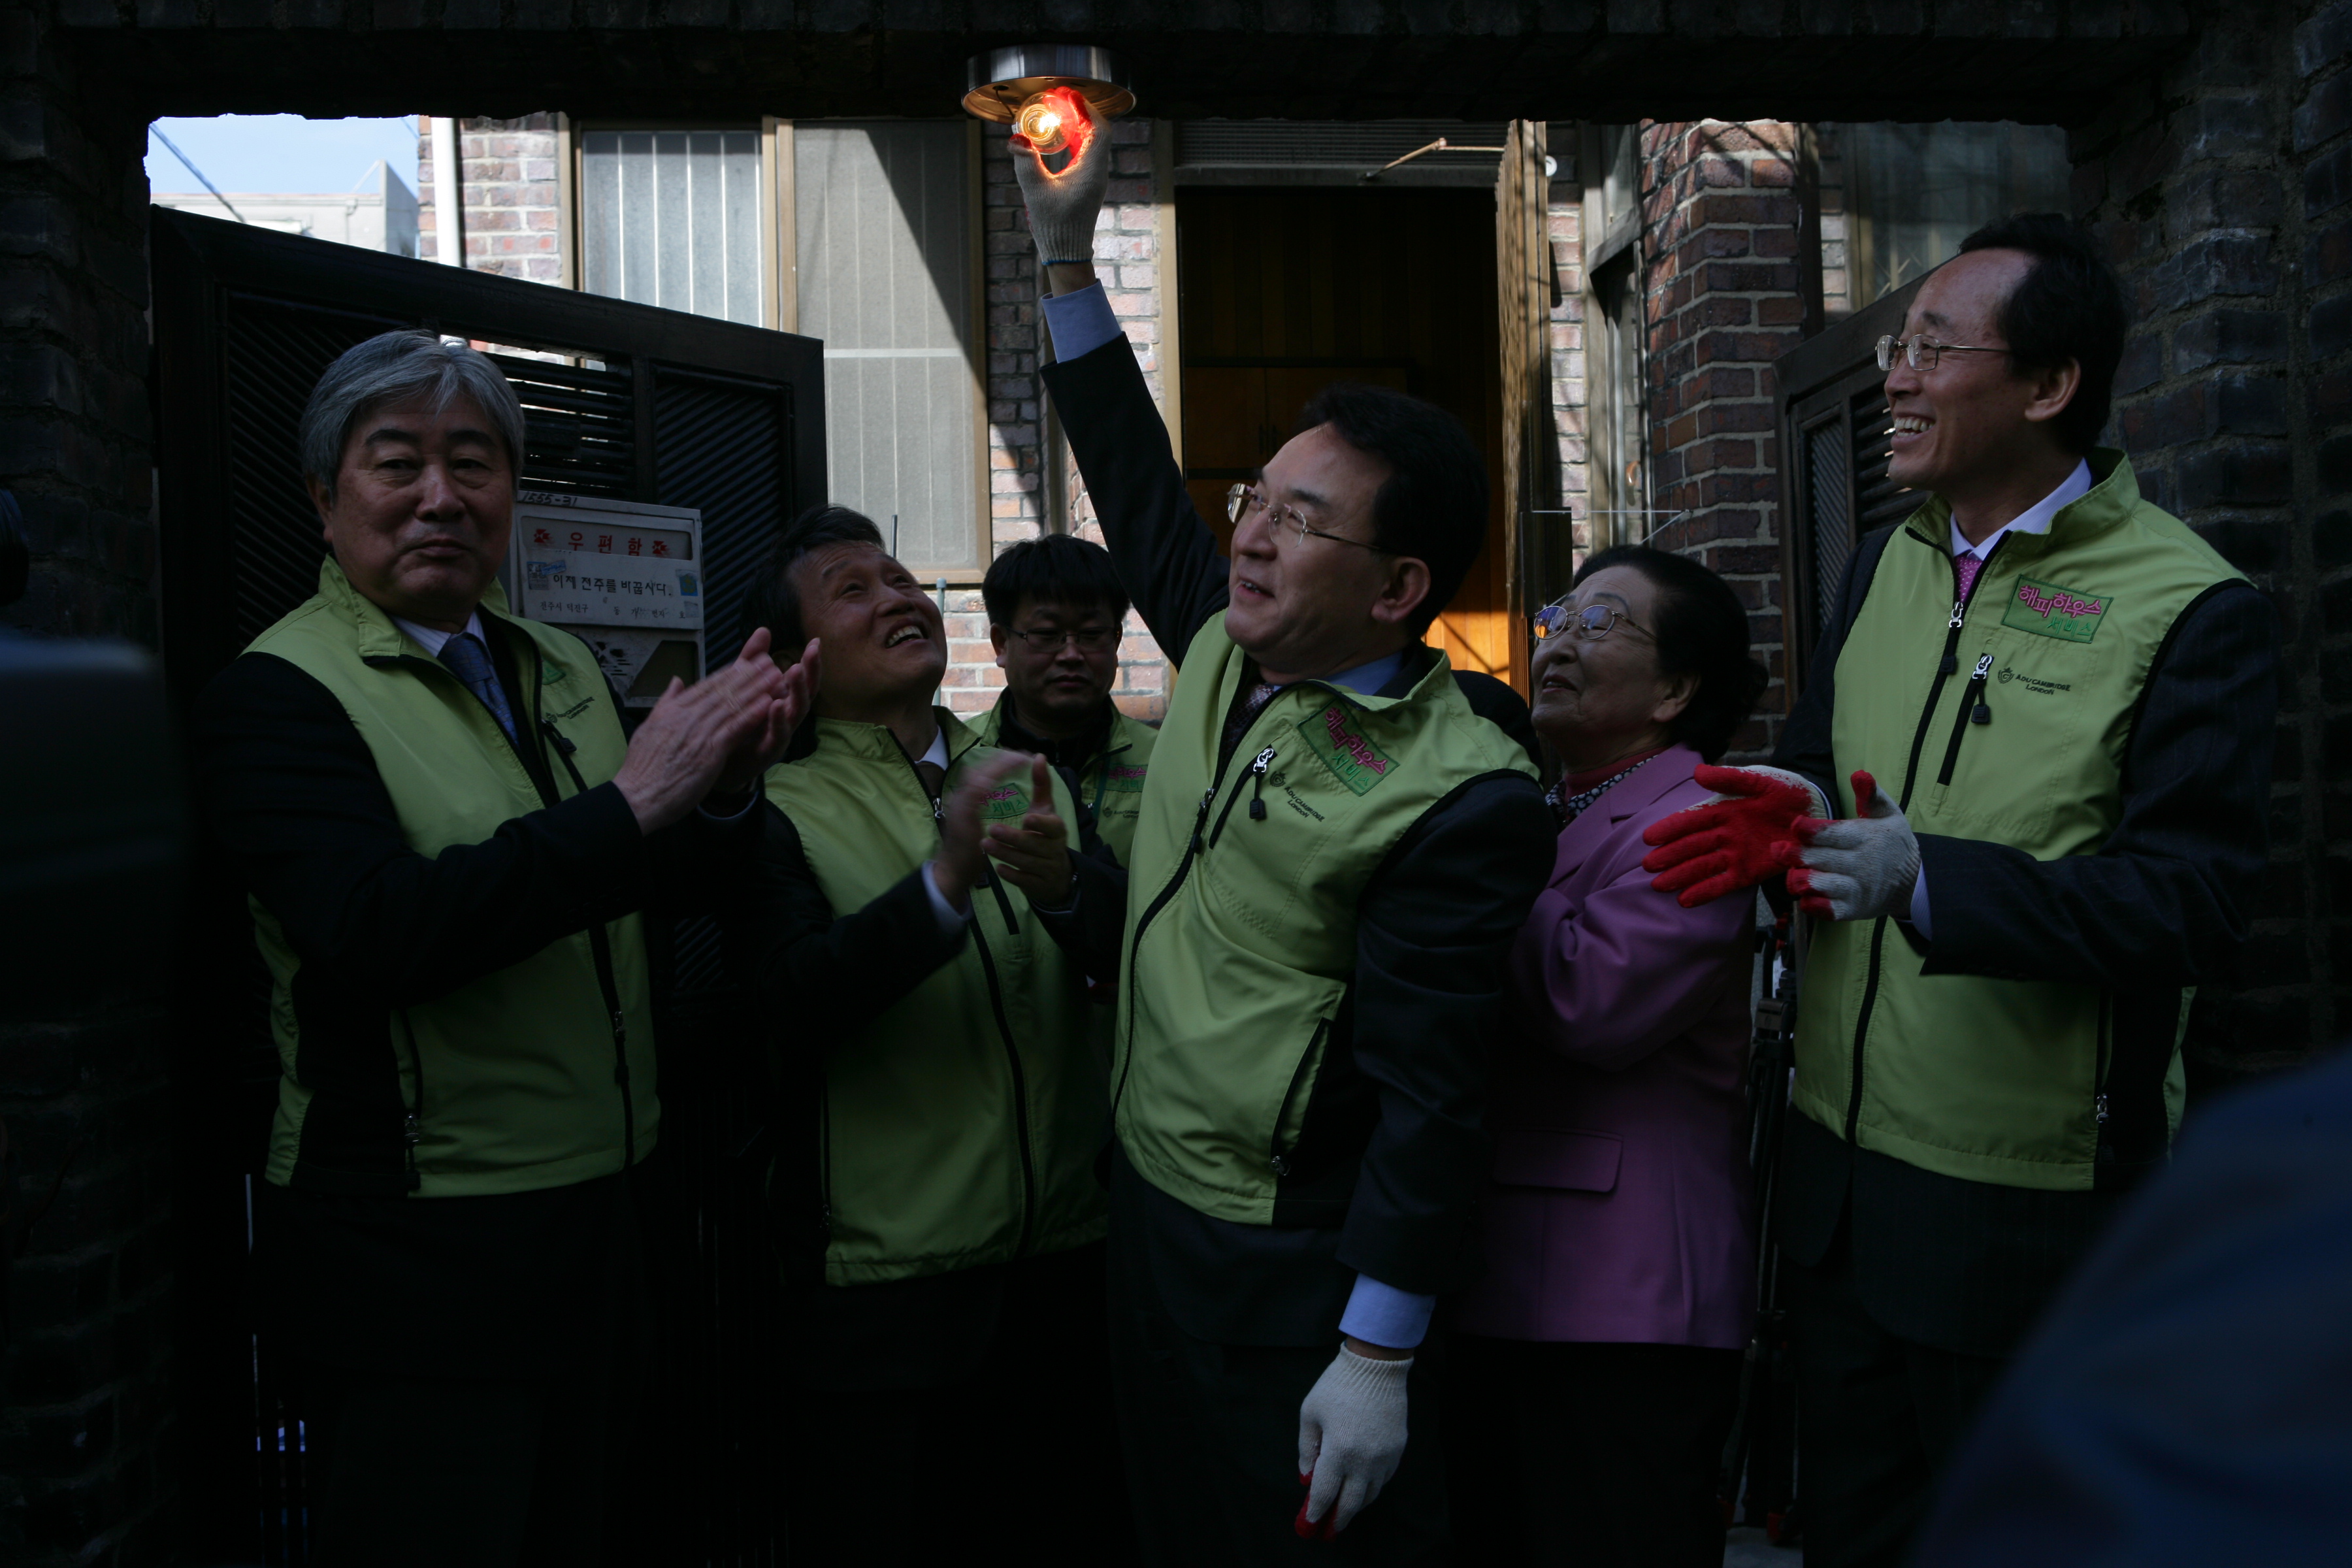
[1448,545,1769,1566]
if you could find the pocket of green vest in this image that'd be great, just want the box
[1491,1127,1624,1193]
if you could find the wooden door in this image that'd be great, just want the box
[1175,186,1516,685]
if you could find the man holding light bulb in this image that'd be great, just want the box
[1010,91,1555,1561]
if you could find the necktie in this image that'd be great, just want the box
[1953,551,1985,605]
[915,759,948,803]
[1225,680,1286,749]
[438,632,516,741]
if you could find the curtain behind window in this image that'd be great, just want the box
[1840,122,2070,310]
[794,122,980,577]
[580,130,766,327]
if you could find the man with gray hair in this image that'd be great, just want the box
[192,329,815,1565]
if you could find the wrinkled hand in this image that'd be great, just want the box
[710,631,819,800]
[1296,1345,1411,1540]
[612,635,796,833]
[1641,765,1831,907]
[1788,768,1921,922]
[932,751,1032,913]
[983,755,1075,909]
[1009,86,1109,271]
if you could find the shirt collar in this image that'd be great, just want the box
[1950,458,2093,559]
[919,727,950,771]
[1324,649,1408,696]
[392,609,488,657]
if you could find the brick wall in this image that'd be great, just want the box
[419,115,561,281]
[2065,0,2342,1079]
[0,20,174,1567]
[1638,120,1808,758]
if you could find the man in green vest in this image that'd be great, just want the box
[193,329,811,1565]
[1643,214,2280,1567]
[1013,101,1556,1561]
[972,531,1158,866]
[734,504,1126,1561]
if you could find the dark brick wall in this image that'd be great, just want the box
[1,5,155,645]
[2070,0,2344,1081]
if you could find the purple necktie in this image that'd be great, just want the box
[1953,551,1984,605]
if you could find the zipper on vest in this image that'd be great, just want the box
[1935,654,1996,787]
[398,1010,426,1189]
[1209,748,1277,849]
[544,715,638,1170]
[967,919,1039,1256]
[1844,534,2008,1144]
[2093,991,2114,1166]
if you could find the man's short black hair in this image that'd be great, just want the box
[742,504,885,653]
[1293,384,1490,637]
[1571,545,1769,763]
[1957,212,2128,456]
[981,533,1131,628]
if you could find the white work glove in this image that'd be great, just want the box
[1008,86,1110,272]
[1296,1345,1411,1539]
[1788,768,1921,923]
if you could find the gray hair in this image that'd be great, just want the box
[299,330,527,503]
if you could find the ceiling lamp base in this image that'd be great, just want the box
[963,44,1135,125]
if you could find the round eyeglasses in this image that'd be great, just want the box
[1004,626,1118,652]
[1226,483,1388,553]
[1874,333,2008,373]
[1533,596,1646,644]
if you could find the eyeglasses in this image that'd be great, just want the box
[1875,333,2008,373]
[1533,595,1646,644]
[1005,626,1119,652]
[1226,483,1388,553]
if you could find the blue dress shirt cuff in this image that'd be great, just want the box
[1042,284,1124,363]
[1337,1275,1435,1351]
[1908,866,1933,939]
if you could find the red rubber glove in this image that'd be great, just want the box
[1641,764,1830,908]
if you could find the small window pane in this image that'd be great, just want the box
[794,122,979,576]
[1838,122,2070,310]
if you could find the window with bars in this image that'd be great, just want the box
[580,130,768,327]
[1833,122,2070,310]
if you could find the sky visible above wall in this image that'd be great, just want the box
[145,116,420,197]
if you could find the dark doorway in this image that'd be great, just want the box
[1173,186,1514,683]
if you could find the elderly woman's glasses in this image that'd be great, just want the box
[1874,333,2006,373]
[1226,483,1388,553]
[1533,596,1644,644]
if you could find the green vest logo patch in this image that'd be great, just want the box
[2002,577,2114,643]
[1099,763,1149,793]
[980,783,1031,823]
[1296,706,1396,796]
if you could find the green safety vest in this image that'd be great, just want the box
[250,559,656,1198]
[764,710,1109,1284]
[972,696,1160,865]
[1113,615,1537,1224]
[1797,451,2247,1190]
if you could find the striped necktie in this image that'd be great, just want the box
[438,632,517,741]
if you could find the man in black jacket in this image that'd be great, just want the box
[1011,99,1554,1562]
[194,331,809,1565]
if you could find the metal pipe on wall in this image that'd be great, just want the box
[430,116,463,267]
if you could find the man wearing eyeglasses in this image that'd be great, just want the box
[1011,97,1553,1562]
[1643,214,2279,1567]
[973,532,1159,866]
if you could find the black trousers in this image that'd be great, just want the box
[1784,1235,2010,1568]
[302,1356,632,1568]
[781,1242,1130,1566]
[1108,1232,1451,1564]
[1446,1334,1741,1567]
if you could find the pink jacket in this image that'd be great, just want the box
[1453,744,1757,1348]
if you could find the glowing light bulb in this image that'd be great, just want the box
[1017,96,1069,155]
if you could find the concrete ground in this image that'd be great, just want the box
[1727,1524,1803,1565]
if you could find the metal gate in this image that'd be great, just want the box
[1771,276,1926,697]
[151,206,825,1565]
